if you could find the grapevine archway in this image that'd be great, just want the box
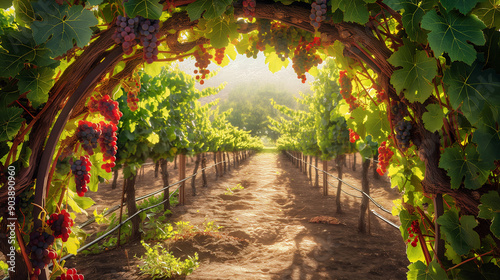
[1,0,500,279]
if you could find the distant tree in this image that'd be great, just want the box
[219,83,302,141]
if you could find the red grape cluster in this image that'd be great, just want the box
[376,141,393,176]
[47,209,73,242]
[123,72,141,111]
[214,48,225,65]
[242,0,256,21]
[27,230,57,275]
[56,268,84,280]
[193,45,212,85]
[76,121,101,156]
[406,220,420,247]
[138,18,160,64]
[395,120,412,151]
[97,95,122,124]
[310,0,327,29]
[348,128,360,143]
[376,89,387,103]
[99,122,118,173]
[71,156,92,197]
[339,70,358,111]
[292,37,322,83]
[112,15,139,55]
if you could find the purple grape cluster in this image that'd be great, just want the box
[27,230,57,275]
[395,120,412,150]
[112,15,139,55]
[76,120,101,156]
[138,18,160,64]
[310,0,327,29]
[71,156,91,197]
[242,0,256,20]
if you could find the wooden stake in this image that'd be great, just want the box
[179,154,186,205]
[323,160,328,196]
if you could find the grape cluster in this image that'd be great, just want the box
[71,156,92,197]
[97,95,122,124]
[122,72,141,111]
[348,128,360,143]
[138,18,160,64]
[273,30,290,61]
[99,122,118,172]
[406,220,420,247]
[112,15,139,55]
[376,141,393,176]
[310,0,327,29]
[292,37,322,83]
[242,0,256,21]
[339,70,358,110]
[76,121,101,156]
[214,48,225,65]
[245,19,271,58]
[27,230,57,275]
[47,209,73,242]
[376,89,387,103]
[193,45,212,85]
[395,120,412,150]
[390,100,407,125]
[56,268,84,280]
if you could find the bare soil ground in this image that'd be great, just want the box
[63,152,409,279]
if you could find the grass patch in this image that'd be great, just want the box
[260,146,278,153]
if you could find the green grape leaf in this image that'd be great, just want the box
[14,0,35,26]
[439,144,493,189]
[18,66,54,108]
[86,0,104,5]
[422,104,444,132]
[441,0,485,14]
[387,41,437,103]
[437,209,480,255]
[0,0,12,9]
[205,17,238,49]
[124,0,162,19]
[31,0,98,57]
[421,10,486,65]
[0,107,24,142]
[472,107,500,165]
[473,0,500,29]
[186,0,232,21]
[478,191,500,238]
[331,0,369,24]
[443,60,500,124]
[407,260,449,280]
[265,51,290,73]
[398,0,436,43]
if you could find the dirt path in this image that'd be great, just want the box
[65,152,408,279]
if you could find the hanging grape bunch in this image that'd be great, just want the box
[97,95,122,124]
[26,230,57,276]
[193,44,212,85]
[395,120,412,151]
[122,72,141,111]
[338,70,358,109]
[272,25,291,61]
[56,268,85,280]
[76,121,101,156]
[292,37,322,83]
[376,141,393,175]
[310,0,327,29]
[242,0,256,21]
[214,48,226,65]
[348,128,360,143]
[47,209,74,242]
[99,122,118,173]
[70,156,92,197]
[112,15,160,64]
[390,100,407,125]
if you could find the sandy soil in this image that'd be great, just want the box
[63,152,409,279]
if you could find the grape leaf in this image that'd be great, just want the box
[265,52,289,73]
[443,59,500,124]
[205,17,238,49]
[31,0,98,57]
[421,9,486,65]
[186,0,233,21]
[441,0,485,14]
[124,0,162,19]
[422,103,444,132]
[0,0,12,9]
[387,41,437,103]
[18,66,55,108]
[86,0,104,5]
[437,209,480,255]
[478,191,500,238]
[439,144,493,189]
[472,107,500,165]
[0,107,24,142]
[331,0,369,24]
[397,0,436,43]
[473,0,500,29]
[407,260,449,280]
[13,0,35,26]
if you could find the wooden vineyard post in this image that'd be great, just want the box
[178,154,186,205]
[358,159,371,233]
[315,156,319,187]
[309,155,312,181]
[218,152,224,177]
[201,153,208,188]
[323,160,328,196]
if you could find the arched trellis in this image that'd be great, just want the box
[1,0,493,278]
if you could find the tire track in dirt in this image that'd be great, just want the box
[170,153,408,280]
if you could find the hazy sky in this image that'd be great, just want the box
[176,52,319,99]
